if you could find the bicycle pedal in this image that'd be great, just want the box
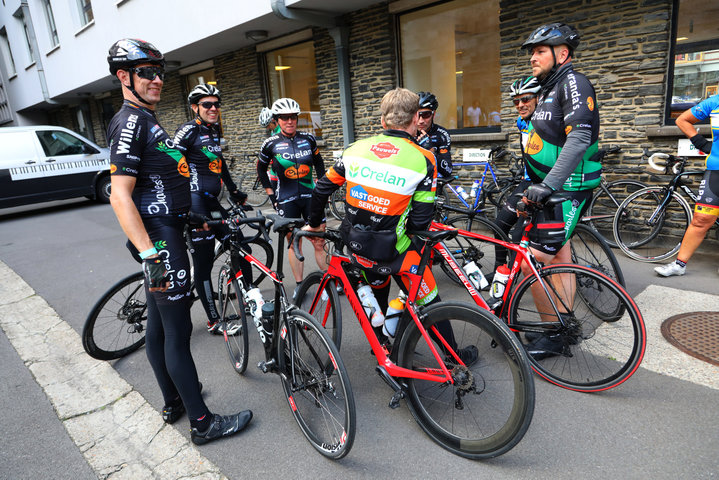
[257,358,276,373]
[389,391,404,409]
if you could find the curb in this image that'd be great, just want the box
[0,260,227,480]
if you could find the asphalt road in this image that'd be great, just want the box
[1,198,718,479]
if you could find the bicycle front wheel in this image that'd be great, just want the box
[508,264,646,392]
[329,184,347,221]
[277,308,356,459]
[613,187,691,262]
[293,271,342,348]
[82,272,147,360]
[586,179,647,247]
[398,302,535,459]
[218,265,249,374]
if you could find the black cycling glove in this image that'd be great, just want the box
[690,134,712,154]
[269,193,278,211]
[524,182,554,204]
[187,211,207,227]
[230,189,248,205]
[143,257,168,288]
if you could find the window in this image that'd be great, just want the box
[399,0,500,131]
[14,9,34,64]
[265,41,321,138]
[72,104,93,142]
[77,0,93,26]
[43,0,59,47]
[0,27,16,77]
[36,130,88,156]
[667,0,719,122]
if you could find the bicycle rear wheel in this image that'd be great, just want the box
[218,265,249,374]
[613,187,691,262]
[571,223,625,285]
[82,272,147,360]
[586,179,647,247]
[277,308,356,459]
[243,176,269,208]
[293,271,342,348]
[329,184,346,221]
[508,264,646,392]
[398,302,535,459]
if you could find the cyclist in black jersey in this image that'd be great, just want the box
[415,91,453,178]
[106,39,252,445]
[257,97,327,290]
[258,107,279,189]
[174,83,252,336]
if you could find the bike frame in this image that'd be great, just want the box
[649,169,719,227]
[446,160,501,210]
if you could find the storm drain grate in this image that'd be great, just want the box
[660,311,719,366]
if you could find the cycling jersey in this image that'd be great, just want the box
[525,63,601,191]
[257,131,325,203]
[417,122,452,178]
[310,130,436,260]
[108,100,191,217]
[689,94,719,170]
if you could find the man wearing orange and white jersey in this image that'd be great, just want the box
[305,88,478,364]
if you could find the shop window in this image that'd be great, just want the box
[265,40,321,138]
[667,0,719,122]
[399,0,500,132]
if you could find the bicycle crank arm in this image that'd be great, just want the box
[376,365,406,409]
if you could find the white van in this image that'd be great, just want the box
[0,125,111,209]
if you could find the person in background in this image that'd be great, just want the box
[416,91,453,178]
[258,106,279,191]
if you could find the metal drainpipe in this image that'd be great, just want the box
[271,0,355,146]
[20,1,60,105]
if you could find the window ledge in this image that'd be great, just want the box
[74,20,95,37]
[46,44,60,56]
[8,73,17,81]
[646,126,712,137]
[24,61,36,71]
[115,0,132,6]
[451,132,508,142]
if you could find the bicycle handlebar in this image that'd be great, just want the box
[646,151,684,175]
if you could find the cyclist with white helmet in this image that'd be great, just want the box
[258,106,279,190]
[173,83,252,336]
[257,97,327,291]
[415,91,453,178]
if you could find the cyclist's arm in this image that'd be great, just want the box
[257,139,273,190]
[110,175,155,255]
[309,162,345,227]
[310,136,326,178]
[435,126,453,177]
[406,154,437,231]
[676,110,700,138]
[219,156,240,194]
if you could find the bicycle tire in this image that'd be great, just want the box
[82,272,147,360]
[329,184,346,221]
[441,215,511,286]
[508,264,646,392]
[277,308,356,460]
[292,271,342,348]
[397,301,535,459]
[243,176,269,208]
[613,187,691,262]
[217,265,250,374]
[586,179,647,247]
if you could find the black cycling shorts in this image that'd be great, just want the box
[278,197,312,222]
[529,190,592,256]
[695,170,719,216]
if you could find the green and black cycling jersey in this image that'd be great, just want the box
[108,100,190,217]
[417,122,452,178]
[525,63,600,191]
[257,131,325,203]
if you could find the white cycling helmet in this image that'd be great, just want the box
[509,76,540,97]
[188,83,221,104]
[271,97,301,116]
[259,107,273,127]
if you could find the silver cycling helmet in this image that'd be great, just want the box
[259,107,274,127]
[271,97,301,116]
[188,83,221,105]
[509,76,540,96]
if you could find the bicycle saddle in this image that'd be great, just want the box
[407,228,458,243]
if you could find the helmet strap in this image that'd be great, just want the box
[126,73,154,107]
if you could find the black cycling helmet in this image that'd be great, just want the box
[417,91,439,111]
[188,83,221,105]
[522,23,580,53]
[107,38,164,75]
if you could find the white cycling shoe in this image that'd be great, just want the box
[654,262,686,277]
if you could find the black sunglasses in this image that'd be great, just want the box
[277,114,298,121]
[199,101,221,109]
[513,94,536,106]
[132,66,165,81]
[418,110,434,119]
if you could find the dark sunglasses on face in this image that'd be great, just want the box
[132,66,165,81]
[513,94,536,106]
[418,110,434,119]
[199,101,221,109]
[277,114,298,121]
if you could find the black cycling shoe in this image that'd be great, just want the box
[447,345,479,367]
[162,382,203,424]
[190,411,253,445]
[526,335,565,361]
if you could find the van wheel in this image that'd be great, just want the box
[96,175,111,203]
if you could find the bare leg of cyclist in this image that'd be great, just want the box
[675,212,717,264]
[310,236,329,272]
[522,241,575,323]
[288,233,304,284]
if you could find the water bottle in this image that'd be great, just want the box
[490,265,510,298]
[245,287,265,320]
[357,284,385,327]
[455,185,470,201]
[261,301,274,336]
[469,179,480,198]
[463,260,489,290]
[382,292,407,338]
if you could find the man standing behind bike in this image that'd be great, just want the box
[173,83,252,336]
[106,39,252,444]
[654,93,719,277]
[519,23,601,358]
[416,91,453,178]
[304,87,477,364]
[257,98,327,292]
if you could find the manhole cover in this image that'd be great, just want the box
[660,312,719,366]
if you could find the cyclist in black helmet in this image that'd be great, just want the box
[518,23,601,359]
[106,38,252,445]
[173,83,253,336]
[415,91,453,178]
